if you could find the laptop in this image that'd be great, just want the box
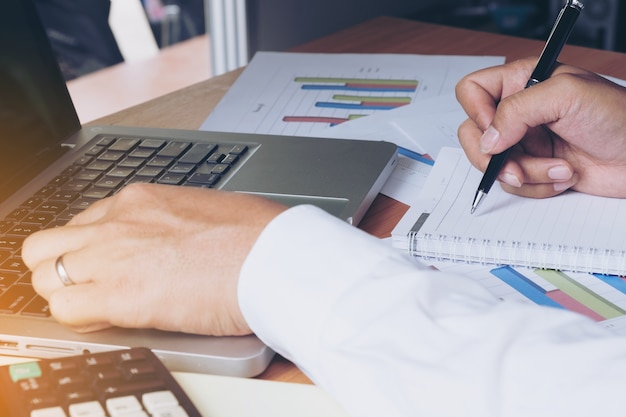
[0,0,397,376]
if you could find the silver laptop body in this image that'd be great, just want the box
[0,0,397,376]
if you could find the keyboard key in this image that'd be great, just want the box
[7,207,30,221]
[109,138,140,152]
[96,136,117,146]
[21,295,51,317]
[0,271,20,288]
[187,173,220,187]
[157,142,190,158]
[178,143,216,164]
[168,164,195,175]
[0,236,24,251]
[83,145,105,157]
[146,157,174,168]
[0,284,36,313]
[136,167,164,178]
[72,169,104,182]
[128,148,156,159]
[0,257,28,274]
[82,188,114,200]
[37,202,68,214]
[229,144,248,155]
[22,213,55,227]
[138,139,165,149]
[0,220,12,233]
[157,174,186,185]
[20,197,44,209]
[107,168,135,179]
[95,177,125,189]
[86,161,113,171]
[7,224,41,236]
[209,164,230,175]
[63,180,91,193]
[222,154,239,165]
[70,199,97,212]
[48,191,80,203]
[118,158,146,169]
[206,153,225,164]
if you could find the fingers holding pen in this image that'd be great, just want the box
[458,118,578,198]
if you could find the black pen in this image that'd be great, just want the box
[470,0,584,214]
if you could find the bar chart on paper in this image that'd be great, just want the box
[434,262,626,335]
[282,77,418,125]
[201,52,506,139]
[237,72,420,137]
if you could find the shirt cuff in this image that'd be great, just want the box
[238,204,415,362]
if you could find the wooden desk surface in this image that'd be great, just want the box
[91,16,626,384]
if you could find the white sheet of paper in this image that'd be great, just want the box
[201,51,504,145]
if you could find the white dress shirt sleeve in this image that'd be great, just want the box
[239,205,626,417]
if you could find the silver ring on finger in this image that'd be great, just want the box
[55,254,75,286]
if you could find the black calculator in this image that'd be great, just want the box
[0,347,202,417]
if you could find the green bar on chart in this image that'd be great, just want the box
[534,269,626,320]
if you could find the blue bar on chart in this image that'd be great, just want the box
[490,266,562,308]
[490,266,615,322]
[593,273,626,294]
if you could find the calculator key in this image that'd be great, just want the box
[48,359,79,374]
[151,406,189,417]
[10,361,42,381]
[68,400,105,417]
[98,379,165,399]
[65,389,95,405]
[84,355,114,368]
[57,374,88,391]
[92,368,123,383]
[106,395,143,416]
[31,406,67,417]
[118,349,148,363]
[141,391,178,413]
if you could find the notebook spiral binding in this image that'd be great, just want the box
[407,231,626,275]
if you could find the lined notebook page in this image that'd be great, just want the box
[392,147,626,274]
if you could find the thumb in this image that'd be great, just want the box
[480,80,566,154]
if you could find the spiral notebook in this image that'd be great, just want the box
[392,147,626,275]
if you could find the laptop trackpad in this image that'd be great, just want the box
[242,192,349,220]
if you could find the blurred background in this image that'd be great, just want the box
[34,0,624,122]
[37,0,625,81]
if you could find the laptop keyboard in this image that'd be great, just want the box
[0,135,250,317]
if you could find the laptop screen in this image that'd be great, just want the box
[0,0,80,201]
